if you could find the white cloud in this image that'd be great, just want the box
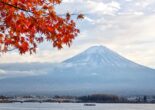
[135,0,155,8]
[0,69,6,74]
[84,16,94,23]
[0,63,54,78]
[56,0,121,16]
[126,0,132,2]
[118,11,144,16]
[87,1,121,15]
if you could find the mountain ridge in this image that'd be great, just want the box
[0,45,155,96]
[63,45,151,69]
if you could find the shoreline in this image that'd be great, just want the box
[1,94,155,104]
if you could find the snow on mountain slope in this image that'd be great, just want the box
[64,45,144,68]
[0,45,155,96]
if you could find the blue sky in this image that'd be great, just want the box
[0,0,155,69]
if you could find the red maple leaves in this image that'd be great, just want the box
[0,0,83,54]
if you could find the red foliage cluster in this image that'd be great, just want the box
[0,0,83,54]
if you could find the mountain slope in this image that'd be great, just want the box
[0,45,155,96]
[64,46,143,67]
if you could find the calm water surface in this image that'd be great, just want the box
[0,103,155,110]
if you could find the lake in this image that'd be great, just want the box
[0,103,155,110]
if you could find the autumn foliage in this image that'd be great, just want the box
[0,0,83,54]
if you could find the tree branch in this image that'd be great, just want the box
[0,1,84,18]
[0,1,32,13]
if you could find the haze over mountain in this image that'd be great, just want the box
[0,45,155,96]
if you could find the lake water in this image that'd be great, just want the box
[0,103,155,110]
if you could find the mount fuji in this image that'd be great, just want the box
[0,45,155,96]
[64,46,142,67]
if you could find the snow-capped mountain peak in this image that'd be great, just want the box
[63,45,138,67]
[83,45,110,54]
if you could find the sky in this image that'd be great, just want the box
[0,0,155,69]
